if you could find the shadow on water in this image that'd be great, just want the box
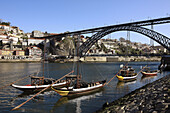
[10,91,44,105]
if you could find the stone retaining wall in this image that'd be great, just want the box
[96,75,170,113]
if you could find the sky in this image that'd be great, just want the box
[0,0,170,45]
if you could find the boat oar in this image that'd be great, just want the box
[0,73,34,90]
[106,64,127,85]
[11,70,74,111]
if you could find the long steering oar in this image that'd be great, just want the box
[0,73,34,90]
[11,70,74,111]
[106,64,127,85]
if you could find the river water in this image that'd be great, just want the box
[0,62,169,113]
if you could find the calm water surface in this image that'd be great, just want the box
[0,62,169,113]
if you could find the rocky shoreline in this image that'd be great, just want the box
[96,75,170,113]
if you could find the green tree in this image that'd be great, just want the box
[0,22,10,26]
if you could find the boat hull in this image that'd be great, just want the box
[116,75,137,82]
[52,82,105,97]
[11,82,67,92]
[141,71,158,76]
[68,84,104,97]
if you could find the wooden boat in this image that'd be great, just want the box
[51,80,106,97]
[51,35,106,97]
[116,66,137,82]
[11,39,68,92]
[11,76,67,92]
[116,32,137,82]
[141,67,159,76]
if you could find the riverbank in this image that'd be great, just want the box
[0,59,40,63]
[96,74,170,113]
[80,56,161,62]
[0,56,161,63]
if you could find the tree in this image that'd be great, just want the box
[0,22,10,26]
[29,43,33,46]
[22,36,28,39]
[17,40,21,45]
[4,32,7,35]
[119,37,125,42]
[10,30,13,34]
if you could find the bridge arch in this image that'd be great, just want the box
[79,26,170,56]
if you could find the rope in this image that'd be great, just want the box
[106,64,127,85]
[136,65,147,76]
[0,73,34,90]
[93,63,105,80]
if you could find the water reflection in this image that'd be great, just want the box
[140,75,156,82]
[52,90,103,113]
[116,80,137,88]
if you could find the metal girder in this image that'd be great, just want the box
[42,17,170,39]
[79,26,170,56]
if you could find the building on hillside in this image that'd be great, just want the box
[0,49,25,56]
[11,26,22,34]
[131,43,138,49]
[22,38,44,46]
[0,38,10,44]
[0,25,11,31]
[0,29,6,34]
[0,35,20,45]
[0,34,8,39]
[0,50,13,56]
[25,46,42,57]
[13,50,25,56]
[0,25,24,35]
[102,40,116,49]
[32,30,44,37]
[8,36,19,45]
[153,46,167,53]
[25,33,32,38]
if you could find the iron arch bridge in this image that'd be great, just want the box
[42,17,170,56]
[79,26,170,56]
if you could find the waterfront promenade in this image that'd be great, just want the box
[97,74,170,113]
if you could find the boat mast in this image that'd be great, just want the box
[126,31,130,65]
[42,38,46,84]
[76,34,80,88]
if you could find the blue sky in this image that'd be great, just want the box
[0,0,170,45]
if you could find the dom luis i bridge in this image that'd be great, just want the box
[42,17,170,56]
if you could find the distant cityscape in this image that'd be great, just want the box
[0,20,168,61]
